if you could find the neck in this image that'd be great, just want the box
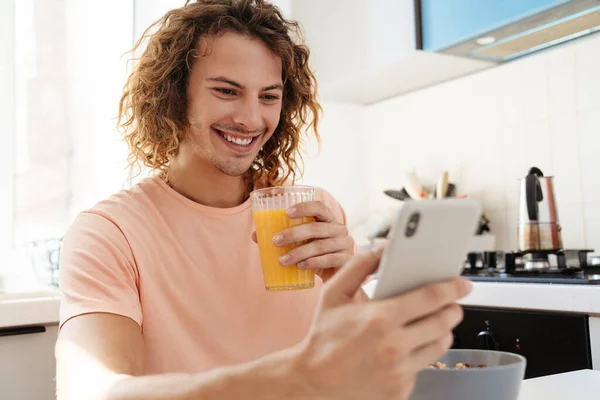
[166,144,250,208]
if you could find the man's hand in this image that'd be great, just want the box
[293,245,472,399]
[252,201,354,282]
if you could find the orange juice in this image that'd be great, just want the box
[253,209,315,291]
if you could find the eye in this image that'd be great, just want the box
[214,88,237,96]
[261,94,280,101]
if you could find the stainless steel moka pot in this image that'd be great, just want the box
[518,167,563,252]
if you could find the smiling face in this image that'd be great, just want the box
[184,32,284,178]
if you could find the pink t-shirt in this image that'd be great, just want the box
[59,176,350,374]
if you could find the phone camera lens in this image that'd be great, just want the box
[405,212,420,237]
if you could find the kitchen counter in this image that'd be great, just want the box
[518,369,600,400]
[362,279,600,370]
[0,290,61,328]
[459,281,600,315]
[4,280,600,327]
[363,279,600,315]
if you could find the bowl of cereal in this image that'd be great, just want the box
[408,349,527,400]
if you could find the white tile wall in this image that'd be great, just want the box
[315,32,600,251]
[584,202,600,252]
[496,61,525,127]
[481,126,506,212]
[520,54,550,122]
[550,112,582,206]
[575,35,600,111]
[547,44,576,118]
[485,210,508,250]
[577,109,600,204]
[299,102,367,227]
[505,207,520,252]
[560,204,586,249]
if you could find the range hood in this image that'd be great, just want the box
[295,0,600,105]
[436,0,600,62]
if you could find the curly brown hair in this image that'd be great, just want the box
[118,0,321,189]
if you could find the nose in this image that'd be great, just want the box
[232,97,263,133]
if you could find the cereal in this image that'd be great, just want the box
[428,362,487,369]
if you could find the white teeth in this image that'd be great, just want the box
[222,132,252,146]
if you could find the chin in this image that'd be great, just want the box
[212,160,255,177]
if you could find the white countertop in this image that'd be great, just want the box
[459,281,600,315]
[0,290,61,328]
[2,280,600,329]
[519,369,600,399]
[363,279,600,315]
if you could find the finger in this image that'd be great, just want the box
[297,252,353,270]
[382,278,472,326]
[405,303,463,340]
[280,236,353,266]
[373,305,462,367]
[251,231,257,244]
[322,245,385,307]
[389,304,463,360]
[407,332,454,372]
[274,222,347,246]
[287,201,335,223]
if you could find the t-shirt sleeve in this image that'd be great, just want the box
[58,211,142,329]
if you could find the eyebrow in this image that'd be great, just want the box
[207,76,283,91]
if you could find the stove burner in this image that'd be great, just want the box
[462,248,600,284]
[509,267,583,276]
[524,259,549,270]
[504,249,593,271]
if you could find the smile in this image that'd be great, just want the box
[216,129,255,146]
[212,128,261,153]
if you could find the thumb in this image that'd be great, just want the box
[322,244,385,307]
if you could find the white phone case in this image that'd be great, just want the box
[371,199,482,300]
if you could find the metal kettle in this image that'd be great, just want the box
[518,167,563,252]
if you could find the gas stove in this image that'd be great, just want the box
[461,249,600,284]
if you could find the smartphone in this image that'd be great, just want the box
[371,199,482,300]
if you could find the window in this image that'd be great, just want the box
[1,0,301,291]
[1,0,137,291]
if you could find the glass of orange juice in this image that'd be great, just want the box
[251,186,316,291]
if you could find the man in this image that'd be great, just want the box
[55,1,471,399]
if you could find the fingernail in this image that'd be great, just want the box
[279,255,290,265]
[286,207,296,216]
[273,234,283,245]
[370,242,386,254]
[297,261,306,269]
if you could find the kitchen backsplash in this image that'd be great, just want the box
[299,102,367,228]
[364,31,600,252]
[303,31,600,253]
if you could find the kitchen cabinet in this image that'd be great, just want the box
[292,0,493,104]
[291,0,600,104]
[454,307,593,379]
[0,324,58,400]
[420,0,570,51]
